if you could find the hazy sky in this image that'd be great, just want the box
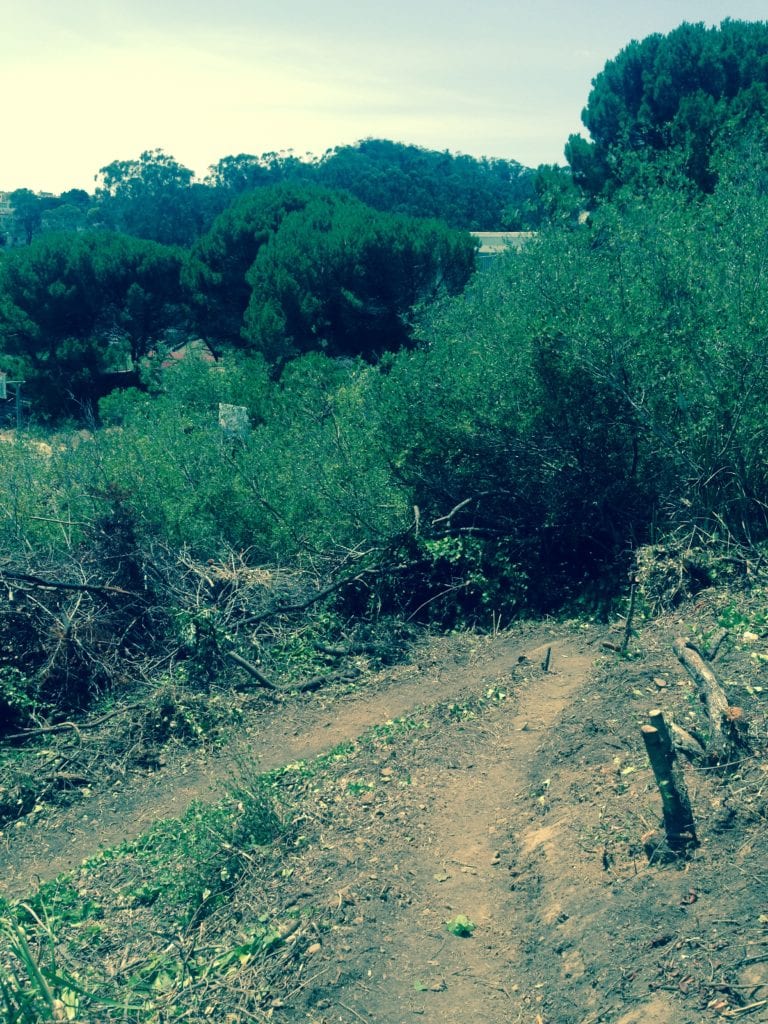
[2,0,767,193]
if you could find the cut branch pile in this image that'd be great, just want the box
[0,533,397,741]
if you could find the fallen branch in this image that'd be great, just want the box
[314,641,380,658]
[673,637,749,762]
[248,567,381,624]
[42,772,93,786]
[0,570,140,598]
[431,497,474,527]
[668,718,706,761]
[294,667,361,693]
[3,704,143,742]
[706,627,729,662]
[225,651,278,690]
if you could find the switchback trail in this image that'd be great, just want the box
[0,623,587,897]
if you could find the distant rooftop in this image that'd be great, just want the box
[472,231,536,255]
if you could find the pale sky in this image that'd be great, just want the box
[2,0,767,193]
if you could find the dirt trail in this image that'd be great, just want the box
[319,640,595,1024]
[0,624,569,897]
[4,604,764,1023]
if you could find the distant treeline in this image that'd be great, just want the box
[1,139,544,251]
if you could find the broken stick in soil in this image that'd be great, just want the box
[641,713,698,856]
[620,583,637,655]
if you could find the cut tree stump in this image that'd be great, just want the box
[673,637,750,763]
[641,717,698,856]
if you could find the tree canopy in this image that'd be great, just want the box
[244,193,477,360]
[205,140,538,229]
[313,139,537,229]
[3,139,541,258]
[0,232,186,415]
[205,151,312,194]
[7,189,59,245]
[94,149,224,246]
[567,19,768,195]
[182,185,321,349]
[185,185,477,361]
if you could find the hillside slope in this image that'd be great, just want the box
[1,603,767,1023]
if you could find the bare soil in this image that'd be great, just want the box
[262,609,768,1024]
[0,623,551,894]
[2,605,768,1023]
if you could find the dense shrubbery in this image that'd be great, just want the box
[4,148,768,644]
[4,20,768,724]
[378,158,768,613]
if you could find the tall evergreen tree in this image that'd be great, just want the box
[567,19,768,196]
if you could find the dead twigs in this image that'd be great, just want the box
[721,999,768,1018]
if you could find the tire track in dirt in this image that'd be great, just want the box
[0,625,562,898]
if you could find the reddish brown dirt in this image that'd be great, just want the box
[248,611,768,1024]
[335,640,594,1024]
[4,607,768,1024]
[0,624,556,895]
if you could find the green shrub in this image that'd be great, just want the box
[126,785,282,922]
